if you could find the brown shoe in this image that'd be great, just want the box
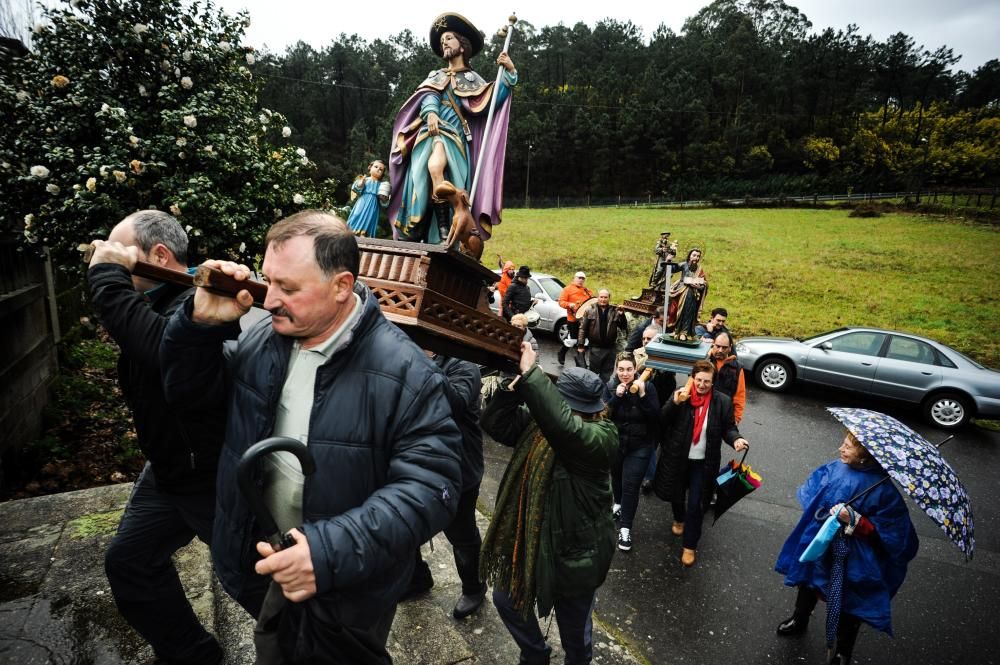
[681,548,697,567]
[671,521,684,536]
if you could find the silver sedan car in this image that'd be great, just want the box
[736,327,1000,429]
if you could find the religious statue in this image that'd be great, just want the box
[667,248,708,341]
[649,231,679,289]
[387,12,517,246]
[346,159,390,237]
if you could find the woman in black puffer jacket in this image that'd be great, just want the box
[607,352,660,553]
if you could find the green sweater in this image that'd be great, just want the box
[481,366,618,614]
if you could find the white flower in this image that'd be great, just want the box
[86,177,97,192]
[169,203,181,216]
[273,184,279,190]
[113,170,126,183]
[99,166,108,176]
[192,228,202,236]
[46,183,60,194]
[174,67,181,78]
[100,102,110,113]
[24,214,34,228]
[138,84,147,96]
[132,23,148,34]
[176,137,187,147]
[274,208,282,218]
[112,107,125,117]
[239,242,246,253]
[282,126,291,138]
[129,135,140,146]
[182,50,192,62]
[239,66,252,79]
[73,184,81,191]
[204,145,215,154]
[30,165,50,178]
[259,113,268,124]
[180,76,193,90]
[183,115,197,128]
[295,148,306,157]
[219,41,232,52]
[16,90,29,102]
[245,53,255,65]
[293,193,305,204]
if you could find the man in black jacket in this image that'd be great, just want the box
[502,265,533,320]
[406,353,488,619]
[87,210,225,665]
[160,211,462,664]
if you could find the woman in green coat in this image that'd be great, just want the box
[480,342,618,665]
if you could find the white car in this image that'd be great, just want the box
[490,271,570,340]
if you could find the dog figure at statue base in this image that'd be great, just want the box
[433,181,484,260]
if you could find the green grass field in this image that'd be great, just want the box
[487,207,1000,367]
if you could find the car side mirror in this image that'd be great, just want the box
[820,342,833,351]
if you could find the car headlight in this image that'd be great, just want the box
[735,342,748,354]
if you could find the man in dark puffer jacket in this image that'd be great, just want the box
[88,210,226,665]
[161,211,462,664]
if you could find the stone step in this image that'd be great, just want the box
[0,484,643,664]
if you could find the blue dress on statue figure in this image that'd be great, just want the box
[346,177,386,237]
[775,460,918,635]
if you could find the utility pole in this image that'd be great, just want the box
[524,143,532,208]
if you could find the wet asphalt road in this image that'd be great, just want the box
[478,335,1000,665]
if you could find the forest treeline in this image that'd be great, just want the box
[257,0,999,204]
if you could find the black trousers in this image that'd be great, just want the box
[558,321,583,363]
[794,585,862,660]
[104,463,222,665]
[413,484,485,595]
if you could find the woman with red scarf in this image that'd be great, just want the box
[653,359,748,566]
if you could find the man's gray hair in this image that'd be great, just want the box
[128,210,188,264]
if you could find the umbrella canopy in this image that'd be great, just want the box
[827,407,975,559]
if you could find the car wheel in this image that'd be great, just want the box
[922,392,971,430]
[556,319,569,343]
[755,358,793,392]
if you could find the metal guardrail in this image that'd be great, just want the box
[515,189,998,210]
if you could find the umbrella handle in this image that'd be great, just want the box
[237,437,318,551]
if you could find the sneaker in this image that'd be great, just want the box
[612,505,622,522]
[617,530,632,552]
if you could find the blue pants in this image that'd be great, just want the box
[671,459,706,551]
[104,463,221,664]
[612,446,653,530]
[492,589,596,664]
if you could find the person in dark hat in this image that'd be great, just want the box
[480,344,618,665]
[388,12,517,245]
[502,265,533,321]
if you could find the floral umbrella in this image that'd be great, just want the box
[828,407,975,559]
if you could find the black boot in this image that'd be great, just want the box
[434,201,452,244]
[776,612,810,636]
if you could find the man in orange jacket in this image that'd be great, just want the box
[497,260,516,300]
[708,331,746,424]
[557,271,594,366]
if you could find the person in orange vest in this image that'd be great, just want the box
[557,271,594,366]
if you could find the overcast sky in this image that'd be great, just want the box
[213,0,997,73]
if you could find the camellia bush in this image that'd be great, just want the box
[0,0,337,272]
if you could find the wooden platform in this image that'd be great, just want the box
[357,238,522,371]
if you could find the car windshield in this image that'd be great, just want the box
[539,277,564,301]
